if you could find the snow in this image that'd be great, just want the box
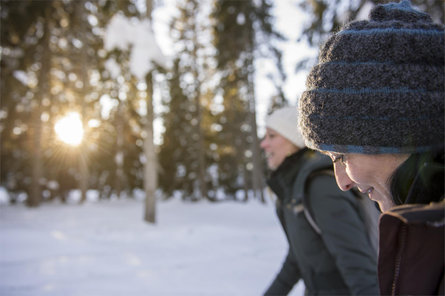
[0,187,8,205]
[356,2,375,21]
[0,196,304,296]
[12,71,29,86]
[104,13,170,80]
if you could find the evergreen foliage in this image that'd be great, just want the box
[0,0,441,207]
[296,0,444,73]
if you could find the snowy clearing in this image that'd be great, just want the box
[0,198,304,296]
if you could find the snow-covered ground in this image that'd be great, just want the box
[0,196,304,296]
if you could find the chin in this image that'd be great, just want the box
[370,191,388,212]
[377,197,396,212]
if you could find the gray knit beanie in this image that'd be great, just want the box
[298,0,444,154]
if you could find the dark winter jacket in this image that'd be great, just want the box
[378,201,445,295]
[378,149,445,295]
[264,148,379,296]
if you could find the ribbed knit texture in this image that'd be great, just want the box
[298,0,444,154]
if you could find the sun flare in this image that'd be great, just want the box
[54,112,84,146]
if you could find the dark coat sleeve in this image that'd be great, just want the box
[264,205,302,296]
[307,174,379,296]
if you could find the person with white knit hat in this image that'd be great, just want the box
[261,106,305,170]
[261,106,379,295]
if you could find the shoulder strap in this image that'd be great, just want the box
[293,151,333,199]
[301,169,334,235]
[292,151,333,235]
[299,166,381,255]
[293,151,380,254]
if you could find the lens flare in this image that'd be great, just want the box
[54,112,84,146]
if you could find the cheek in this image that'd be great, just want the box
[271,140,286,154]
[259,139,266,149]
[273,150,286,163]
[345,164,370,184]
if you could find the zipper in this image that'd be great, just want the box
[391,224,407,295]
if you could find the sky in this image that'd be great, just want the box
[0,193,304,296]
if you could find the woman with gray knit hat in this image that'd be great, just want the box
[298,0,444,294]
[260,106,378,295]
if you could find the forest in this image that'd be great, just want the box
[1,0,443,222]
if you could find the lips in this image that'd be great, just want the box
[358,187,373,194]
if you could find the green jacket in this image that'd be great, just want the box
[264,148,378,295]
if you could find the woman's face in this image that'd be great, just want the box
[325,152,410,212]
[260,128,299,170]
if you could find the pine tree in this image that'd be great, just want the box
[0,0,141,204]
[159,0,212,201]
[211,0,284,201]
[0,0,56,206]
[296,0,444,73]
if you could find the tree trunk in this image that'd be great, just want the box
[196,99,207,200]
[143,0,157,223]
[191,12,207,200]
[247,56,265,203]
[29,107,43,207]
[115,105,126,198]
[249,103,264,202]
[28,7,51,207]
[75,0,90,203]
[144,71,157,223]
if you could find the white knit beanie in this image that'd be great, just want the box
[265,106,306,148]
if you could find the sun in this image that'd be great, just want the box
[54,112,84,146]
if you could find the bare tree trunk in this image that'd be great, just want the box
[242,164,249,202]
[144,71,157,223]
[29,107,43,207]
[249,104,264,202]
[75,0,89,203]
[115,105,125,198]
[191,9,207,200]
[79,143,89,202]
[247,57,265,203]
[28,7,51,207]
[243,22,264,203]
[143,0,157,223]
[196,96,207,200]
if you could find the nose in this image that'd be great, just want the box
[333,162,354,191]
[260,137,268,150]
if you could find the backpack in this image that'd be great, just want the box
[293,152,380,256]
